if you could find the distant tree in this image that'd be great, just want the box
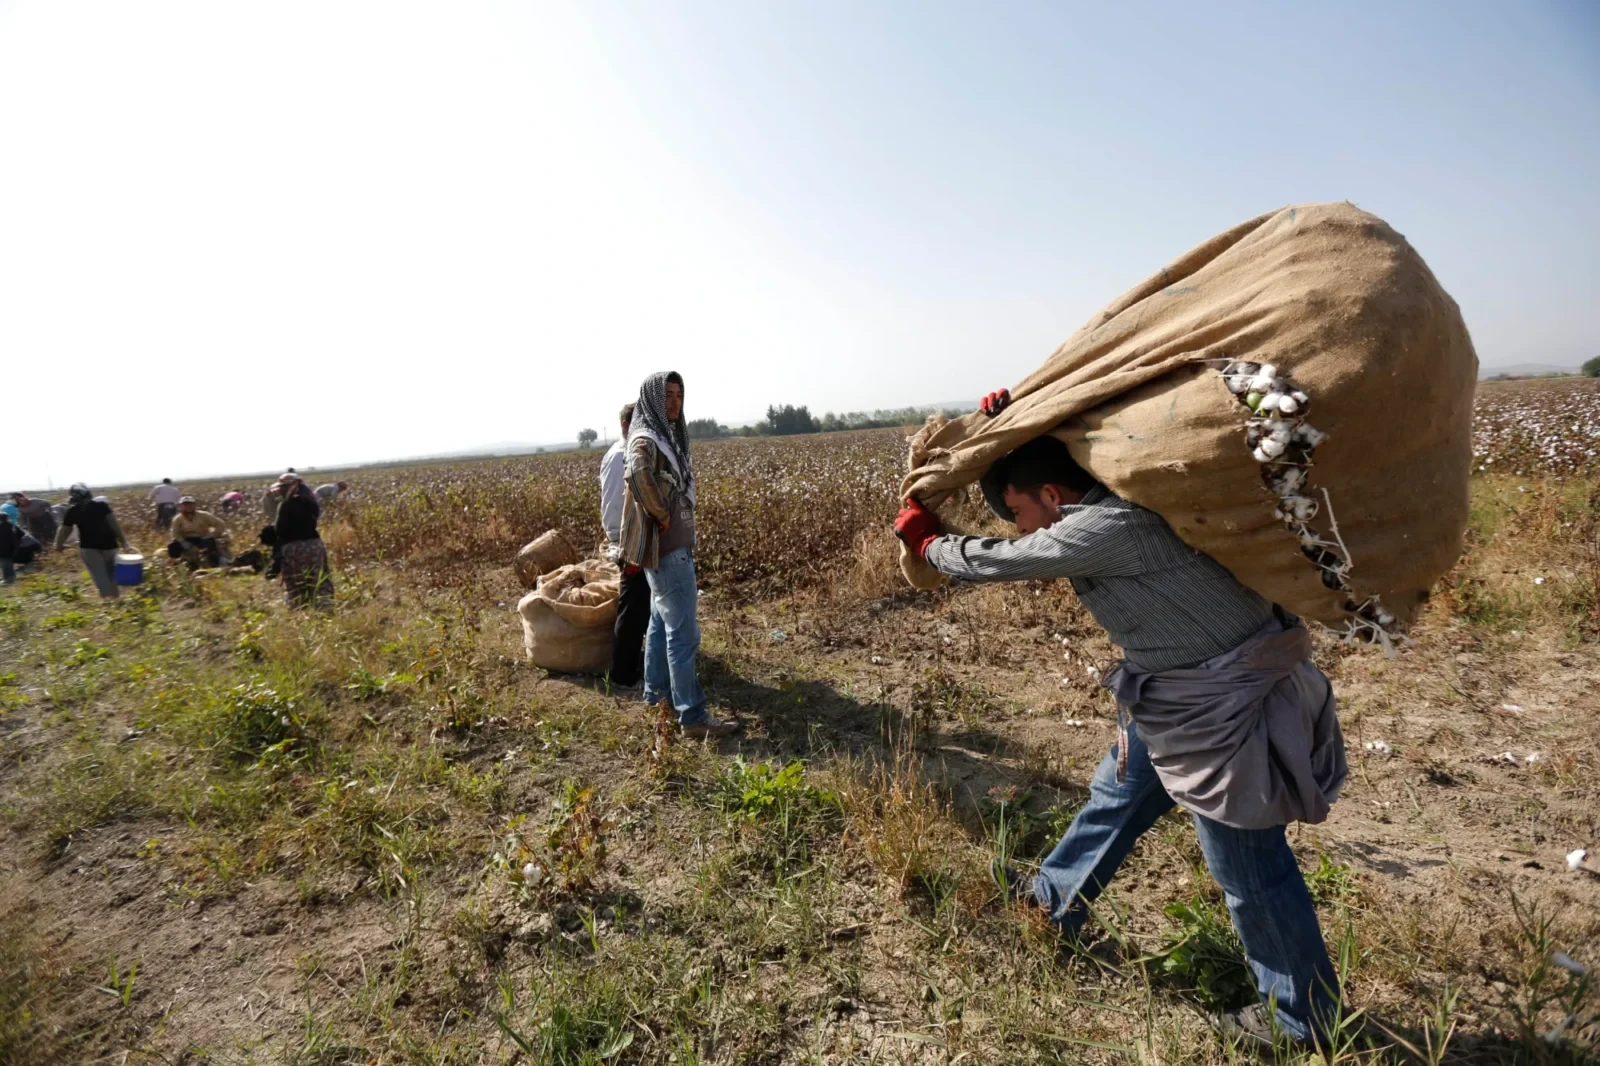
[762,404,821,436]
[686,418,730,440]
[1584,355,1600,378]
[577,428,598,449]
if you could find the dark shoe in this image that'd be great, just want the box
[1217,1003,1305,1054]
[681,718,740,740]
[991,859,1030,904]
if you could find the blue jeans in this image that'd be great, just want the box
[1033,729,1339,1042]
[642,548,707,725]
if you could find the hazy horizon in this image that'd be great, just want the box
[4,0,1596,490]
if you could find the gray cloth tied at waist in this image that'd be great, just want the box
[1103,617,1348,830]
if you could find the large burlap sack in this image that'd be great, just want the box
[901,202,1477,632]
[514,529,578,589]
[518,560,621,673]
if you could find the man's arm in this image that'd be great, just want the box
[107,513,131,551]
[922,507,1144,583]
[625,437,671,527]
[599,448,625,542]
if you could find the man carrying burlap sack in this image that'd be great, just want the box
[895,401,1348,1050]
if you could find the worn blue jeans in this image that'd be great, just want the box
[642,548,707,726]
[1033,729,1339,1042]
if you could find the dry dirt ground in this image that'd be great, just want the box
[2,476,1597,1065]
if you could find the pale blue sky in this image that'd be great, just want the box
[3,0,1596,488]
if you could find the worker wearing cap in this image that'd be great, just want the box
[170,496,231,568]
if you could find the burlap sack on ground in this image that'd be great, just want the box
[901,202,1477,630]
[518,560,621,674]
[514,529,578,589]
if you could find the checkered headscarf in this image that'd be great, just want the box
[629,371,693,488]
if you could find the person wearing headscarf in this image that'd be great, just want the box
[618,371,737,739]
[54,484,131,598]
[271,472,334,607]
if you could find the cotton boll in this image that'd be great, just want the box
[1290,390,1309,405]
[1277,395,1300,415]
[1294,425,1328,448]
[1256,363,1277,381]
[1226,375,1251,395]
[522,862,542,882]
[1258,392,1283,413]
[1286,496,1319,521]
[1269,425,1293,445]
[1226,361,1259,378]
[1567,849,1588,871]
[1252,445,1274,464]
[1259,438,1286,459]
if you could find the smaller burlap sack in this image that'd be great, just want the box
[518,560,621,674]
[514,529,578,589]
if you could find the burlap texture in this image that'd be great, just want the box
[900,202,1477,629]
[518,560,621,674]
[514,529,578,590]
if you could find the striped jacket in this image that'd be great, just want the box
[618,436,684,570]
[923,485,1276,671]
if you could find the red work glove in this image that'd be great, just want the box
[893,498,943,560]
[979,388,1011,417]
[623,563,642,576]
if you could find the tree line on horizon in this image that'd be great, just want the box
[686,402,970,440]
[576,403,971,448]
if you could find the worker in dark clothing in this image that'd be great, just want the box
[0,512,30,584]
[54,484,132,598]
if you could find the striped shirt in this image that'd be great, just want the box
[923,485,1275,671]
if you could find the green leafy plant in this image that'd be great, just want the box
[211,683,311,767]
[1148,897,1254,1010]
[714,756,842,874]
[1305,853,1359,907]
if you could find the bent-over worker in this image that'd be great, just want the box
[894,395,1347,1051]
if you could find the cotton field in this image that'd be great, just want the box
[1472,375,1600,478]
